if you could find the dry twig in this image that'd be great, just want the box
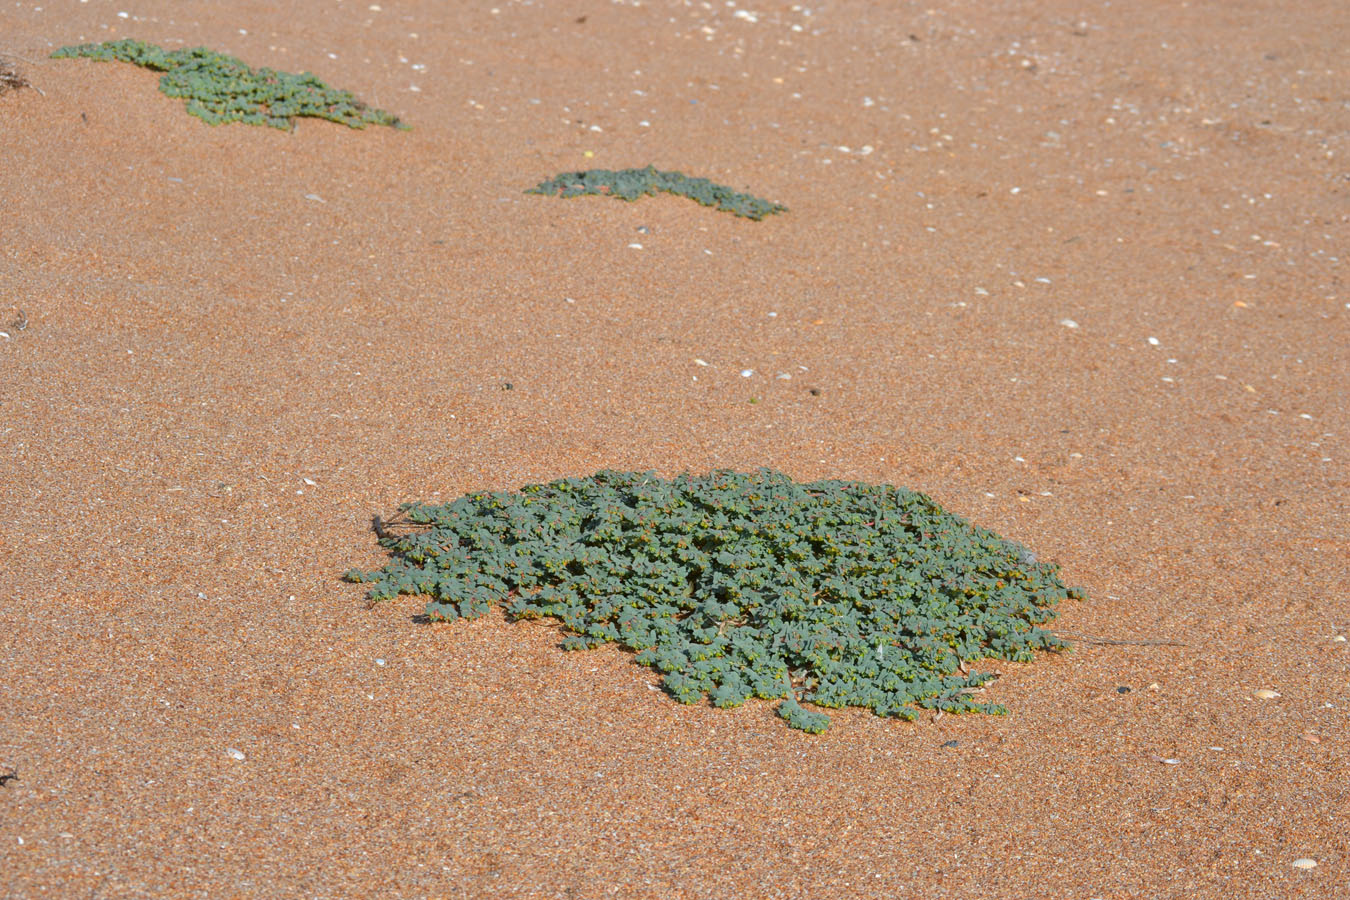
[1,55,43,96]
[1052,630,1188,648]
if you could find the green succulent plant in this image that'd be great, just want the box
[51,39,405,130]
[347,470,1084,732]
[527,166,786,220]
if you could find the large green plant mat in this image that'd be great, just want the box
[348,470,1083,732]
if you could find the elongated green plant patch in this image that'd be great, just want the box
[51,39,404,130]
[527,166,786,220]
[347,470,1083,733]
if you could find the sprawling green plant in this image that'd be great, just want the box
[347,470,1083,732]
[527,166,786,220]
[51,39,405,130]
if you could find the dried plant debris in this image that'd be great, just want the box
[50,39,404,130]
[349,470,1083,733]
[0,56,36,95]
[527,166,786,220]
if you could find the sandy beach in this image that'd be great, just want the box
[1,1,1346,897]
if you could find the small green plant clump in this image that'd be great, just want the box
[51,39,404,130]
[348,470,1084,733]
[527,166,787,220]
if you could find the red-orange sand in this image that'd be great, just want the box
[1,2,1346,897]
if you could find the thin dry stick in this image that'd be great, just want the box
[0,49,43,65]
[372,512,433,539]
[1052,631,1188,648]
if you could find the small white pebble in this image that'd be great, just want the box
[1158,757,1180,765]
[1333,635,1346,643]
[226,748,246,761]
[304,193,325,203]
[740,369,754,377]
[1253,689,1281,700]
[1059,318,1079,328]
[627,243,643,249]
[1148,336,1160,346]
[694,358,708,366]
[376,658,386,666]
[302,477,317,486]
